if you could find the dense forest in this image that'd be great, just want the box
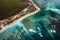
[0,0,28,20]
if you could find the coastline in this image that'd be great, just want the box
[0,0,40,32]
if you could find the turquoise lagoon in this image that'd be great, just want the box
[0,0,60,40]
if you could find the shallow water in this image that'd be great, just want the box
[0,0,60,40]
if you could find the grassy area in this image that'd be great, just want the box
[0,0,28,20]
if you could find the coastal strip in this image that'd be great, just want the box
[0,0,40,32]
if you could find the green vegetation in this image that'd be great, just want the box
[0,0,28,20]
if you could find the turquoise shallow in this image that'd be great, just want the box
[0,0,60,40]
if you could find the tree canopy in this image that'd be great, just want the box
[0,0,28,20]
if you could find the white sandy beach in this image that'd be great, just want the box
[0,0,40,32]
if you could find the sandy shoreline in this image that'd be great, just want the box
[0,0,40,32]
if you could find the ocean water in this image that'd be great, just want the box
[0,0,60,40]
[21,9,60,40]
[29,1,60,39]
